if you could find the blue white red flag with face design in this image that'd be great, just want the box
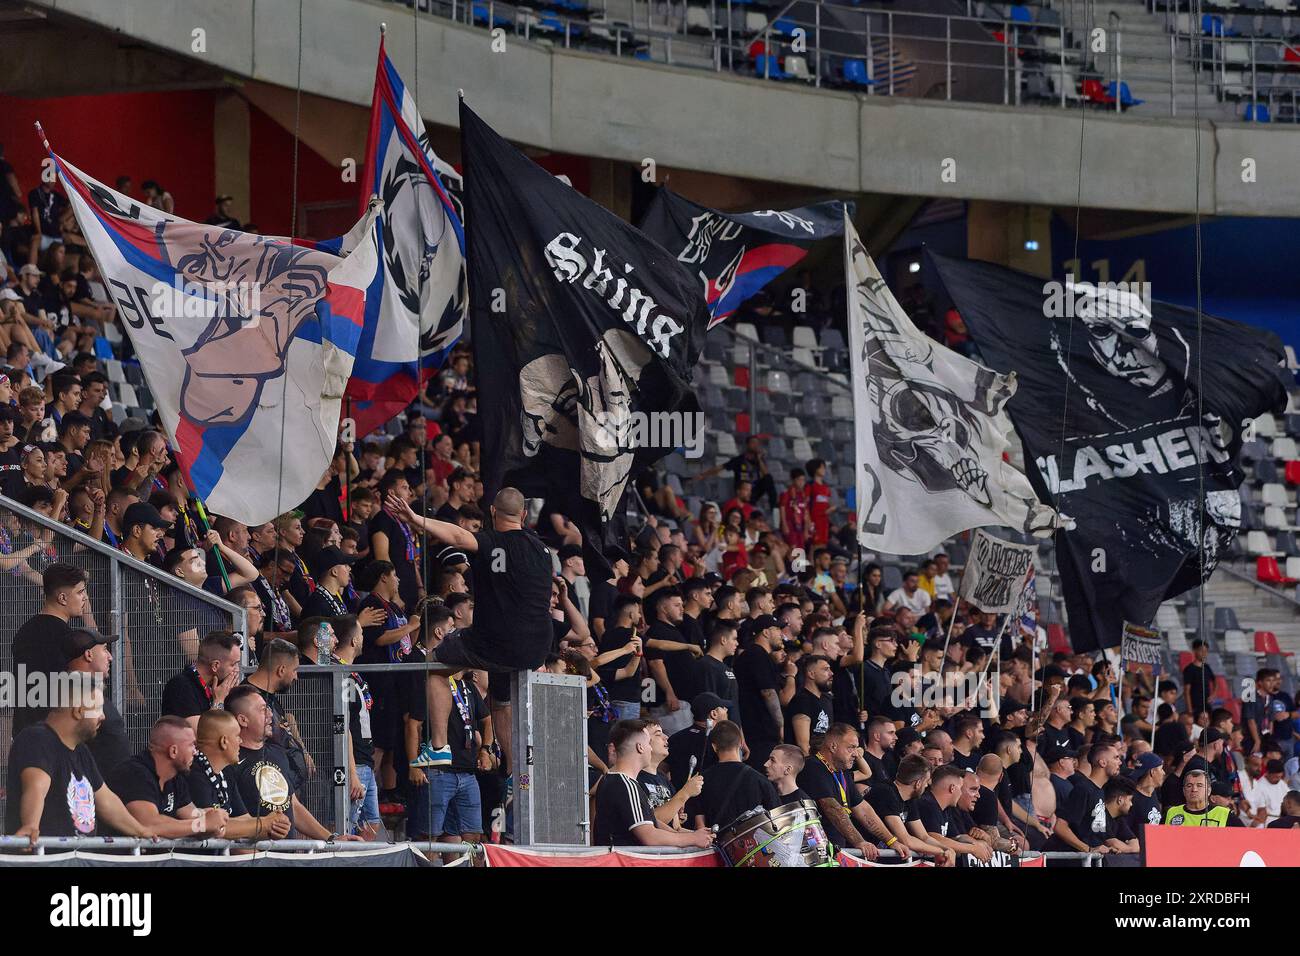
[46,133,381,525]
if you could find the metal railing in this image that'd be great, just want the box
[405,0,1300,121]
[0,835,477,856]
[0,495,247,826]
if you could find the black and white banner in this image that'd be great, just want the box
[461,102,706,570]
[958,529,1037,613]
[845,213,1062,555]
[930,252,1290,651]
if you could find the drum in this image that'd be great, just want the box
[715,800,836,868]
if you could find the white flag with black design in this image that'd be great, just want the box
[845,212,1062,554]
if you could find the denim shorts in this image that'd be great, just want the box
[350,764,380,831]
[610,700,642,721]
[407,769,483,838]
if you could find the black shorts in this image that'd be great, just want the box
[431,631,518,703]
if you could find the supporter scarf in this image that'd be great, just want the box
[193,748,231,813]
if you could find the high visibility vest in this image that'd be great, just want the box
[1163,804,1232,827]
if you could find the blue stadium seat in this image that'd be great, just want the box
[1010,5,1034,22]
[842,58,875,87]
[754,54,787,78]
[1243,102,1271,122]
[1107,81,1144,106]
[773,16,798,34]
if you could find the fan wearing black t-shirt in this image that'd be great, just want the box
[106,716,229,838]
[786,655,835,756]
[5,689,152,844]
[596,594,647,719]
[1047,741,1122,853]
[864,753,952,864]
[911,765,992,863]
[686,720,780,830]
[795,723,900,860]
[735,616,795,769]
[764,743,810,803]
[386,487,554,771]
[184,710,291,840]
[695,621,743,726]
[593,720,712,848]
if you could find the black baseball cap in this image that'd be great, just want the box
[1044,746,1074,765]
[122,501,170,532]
[1202,728,1227,746]
[702,571,725,586]
[60,627,117,662]
[752,614,780,633]
[310,546,357,580]
[558,543,584,562]
[1182,756,1211,776]
[1123,752,1163,781]
[691,692,728,720]
[603,545,631,565]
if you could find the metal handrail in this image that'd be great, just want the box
[1218,561,1300,611]
[711,322,852,395]
[0,835,479,855]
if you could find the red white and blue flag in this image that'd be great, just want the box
[639,189,844,329]
[47,133,382,525]
[324,34,467,439]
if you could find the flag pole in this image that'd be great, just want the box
[192,496,231,593]
[939,559,968,677]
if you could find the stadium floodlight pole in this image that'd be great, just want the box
[193,496,231,593]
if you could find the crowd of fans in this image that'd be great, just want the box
[1,151,1297,863]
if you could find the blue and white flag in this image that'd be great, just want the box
[49,137,382,525]
[329,34,466,438]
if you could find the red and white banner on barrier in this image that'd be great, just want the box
[835,852,935,868]
[483,845,719,868]
[1145,825,1300,867]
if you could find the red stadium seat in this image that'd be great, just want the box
[1046,623,1071,654]
[1211,674,1231,705]
[1255,631,1282,654]
[734,366,750,389]
[1082,78,1115,105]
[1223,697,1242,723]
[1285,460,1300,485]
[1178,651,1195,671]
[734,412,751,434]
[1257,555,1298,585]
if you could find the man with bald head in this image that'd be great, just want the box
[105,715,229,838]
[183,709,291,840]
[387,486,555,770]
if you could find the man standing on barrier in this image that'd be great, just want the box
[384,487,553,772]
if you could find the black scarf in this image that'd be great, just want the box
[193,748,231,812]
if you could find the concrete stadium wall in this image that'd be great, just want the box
[26,0,1300,217]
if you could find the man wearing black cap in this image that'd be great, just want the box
[665,692,730,785]
[205,195,241,230]
[556,543,589,620]
[1044,745,1076,808]
[735,613,793,770]
[121,500,170,565]
[300,546,363,619]
[1124,751,1165,844]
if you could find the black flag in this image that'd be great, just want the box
[639,188,844,329]
[929,252,1290,651]
[461,102,706,573]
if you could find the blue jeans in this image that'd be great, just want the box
[611,700,641,720]
[350,764,380,832]
[408,769,483,838]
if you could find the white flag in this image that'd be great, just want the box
[53,149,381,525]
[845,211,1061,554]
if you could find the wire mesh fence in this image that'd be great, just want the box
[0,495,245,827]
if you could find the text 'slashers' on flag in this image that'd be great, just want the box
[50,144,382,526]
[460,102,706,572]
[930,252,1290,651]
[845,211,1064,557]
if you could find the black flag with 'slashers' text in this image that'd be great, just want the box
[929,252,1289,651]
[461,102,706,572]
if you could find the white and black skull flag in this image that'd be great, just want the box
[929,251,1290,651]
[461,103,706,565]
[958,529,1038,614]
[846,213,1061,556]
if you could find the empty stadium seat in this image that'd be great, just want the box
[1247,530,1278,555]
[784,55,812,81]
[753,54,787,79]
[716,432,739,459]
[1258,555,1298,585]
[1255,631,1282,654]
[1243,102,1272,121]
[1274,437,1298,460]
[831,395,853,418]
[1106,81,1144,107]
[1046,623,1071,654]
[782,415,805,439]
[792,438,814,461]
[1262,482,1289,507]
[842,58,875,87]
[1254,414,1279,439]
[685,4,713,31]
[1211,675,1231,705]
[1263,505,1292,530]
[1224,629,1252,653]
[1288,557,1300,580]
[1288,461,1300,486]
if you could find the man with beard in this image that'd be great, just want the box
[183,710,291,840]
[106,716,228,838]
[785,655,835,756]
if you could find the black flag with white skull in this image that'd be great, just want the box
[929,251,1290,651]
[461,103,706,572]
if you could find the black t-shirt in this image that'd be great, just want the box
[10,614,74,736]
[160,666,212,720]
[859,659,893,722]
[588,579,617,630]
[183,755,248,815]
[593,771,656,846]
[88,700,131,776]
[645,620,699,706]
[797,755,861,810]
[370,510,420,609]
[1154,721,1191,758]
[468,527,554,668]
[785,688,833,746]
[971,785,1000,827]
[685,760,780,829]
[679,612,707,653]
[1127,790,1163,842]
[597,626,641,702]
[951,747,982,773]
[300,478,344,525]
[229,743,297,832]
[5,723,105,836]
[105,750,192,819]
[665,724,716,786]
[1182,662,1215,713]
[829,662,860,727]
[638,770,675,809]
[695,655,741,726]
[862,748,896,790]
[865,780,913,825]
[1037,723,1073,754]
[735,645,782,743]
[300,586,351,622]
[345,671,376,769]
[915,790,955,837]
[1060,774,1108,847]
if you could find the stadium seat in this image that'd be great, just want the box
[1106,81,1144,107]
[116,384,138,407]
[716,432,739,458]
[105,359,125,384]
[1256,631,1282,654]
[842,58,875,87]
[1178,651,1195,671]
[1262,482,1289,507]
[831,395,852,418]
[1243,102,1272,121]
[753,54,787,79]
[1010,4,1034,21]
[773,16,797,34]
[1046,623,1071,654]
[1257,555,1298,585]
[1255,457,1280,483]
[1286,461,1300,485]
[734,365,750,389]
[1254,414,1279,439]
[1081,78,1114,105]
[1276,530,1300,556]
[1288,557,1300,580]
[792,326,819,348]
[1263,505,1291,530]
[1274,437,1299,460]
[1247,530,1278,555]
[792,438,813,461]
[791,346,817,367]
[1214,607,1241,632]
[685,4,713,32]
[1211,675,1231,705]
[734,322,759,341]
[782,416,805,438]
[1224,629,1252,653]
